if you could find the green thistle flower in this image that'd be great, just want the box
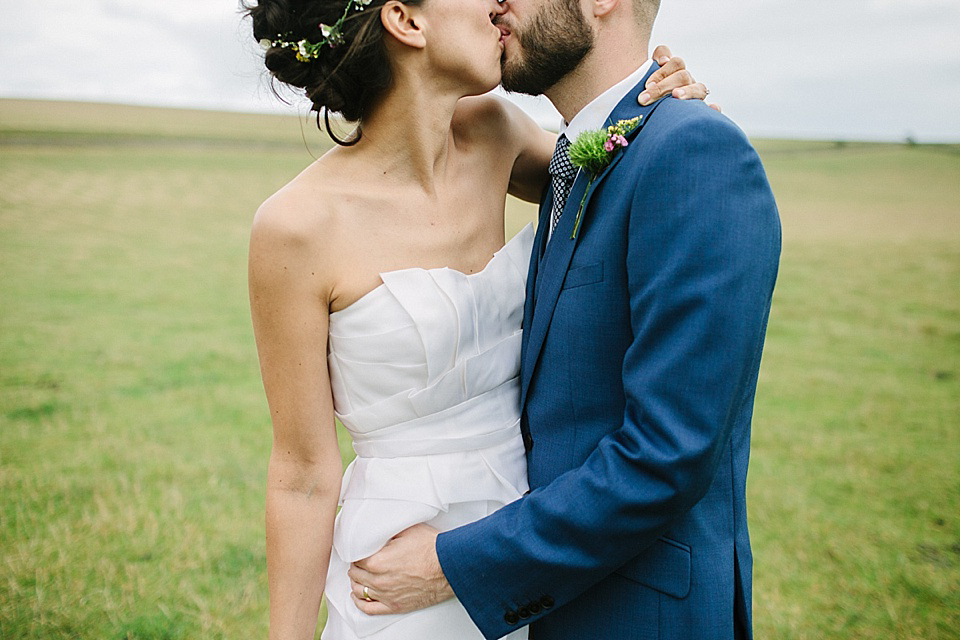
[568,116,642,178]
[566,116,643,239]
[568,129,615,176]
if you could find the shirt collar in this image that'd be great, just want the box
[560,59,653,143]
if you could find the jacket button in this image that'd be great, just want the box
[529,601,542,615]
[504,610,520,625]
[518,606,531,619]
[540,595,555,609]
[522,431,534,451]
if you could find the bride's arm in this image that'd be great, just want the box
[503,103,555,204]
[249,193,343,640]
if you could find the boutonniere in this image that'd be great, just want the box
[566,116,643,239]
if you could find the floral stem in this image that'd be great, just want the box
[570,177,594,240]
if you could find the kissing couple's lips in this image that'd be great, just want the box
[494,19,511,43]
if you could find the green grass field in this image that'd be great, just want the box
[1,99,958,639]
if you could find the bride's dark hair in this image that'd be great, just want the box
[242,0,422,145]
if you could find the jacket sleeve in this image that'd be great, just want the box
[436,110,782,639]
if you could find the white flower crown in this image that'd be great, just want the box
[260,0,374,60]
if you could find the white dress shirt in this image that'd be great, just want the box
[561,59,653,142]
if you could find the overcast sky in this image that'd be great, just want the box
[1,0,957,141]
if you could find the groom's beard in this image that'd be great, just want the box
[499,0,594,96]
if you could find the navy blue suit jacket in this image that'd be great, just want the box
[437,65,781,640]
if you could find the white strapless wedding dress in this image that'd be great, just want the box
[321,226,534,640]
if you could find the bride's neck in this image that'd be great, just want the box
[354,73,462,194]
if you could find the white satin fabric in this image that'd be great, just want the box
[321,225,533,640]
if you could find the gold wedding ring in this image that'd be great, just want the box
[362,585,374,602]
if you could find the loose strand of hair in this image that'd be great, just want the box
[322,108,361,147]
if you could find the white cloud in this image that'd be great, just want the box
[0,0,957,140]
[651,0,960,140]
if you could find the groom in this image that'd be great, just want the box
[350,0,780,638]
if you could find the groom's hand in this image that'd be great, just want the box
[640,45,721,112]
[348,523,455,615]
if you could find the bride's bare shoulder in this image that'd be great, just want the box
[248,156,355,288]
[454,94,510,121]
[453,94,547,156]
[252,156,346,243]
[453,95,518,142]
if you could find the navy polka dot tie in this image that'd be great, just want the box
[548,134,578,235]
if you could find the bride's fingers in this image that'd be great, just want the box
[672,81,709,101]
[642,51,720,110]
[651,44,673,63]
[644,56,688,89]
[639,60,696,106]
[671,82,722,111]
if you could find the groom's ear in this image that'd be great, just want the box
[592,0,622,18]
[381,1,427,49]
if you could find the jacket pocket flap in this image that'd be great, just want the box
[614,537,691,599]
[561,262,603,290]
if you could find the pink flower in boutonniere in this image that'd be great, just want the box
[566,116,643,239]
[603,134,629,152]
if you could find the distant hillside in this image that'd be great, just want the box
[0,98,336,149]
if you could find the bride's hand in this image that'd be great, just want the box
[640,45,721,111]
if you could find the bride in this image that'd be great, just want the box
[243,0,706,637]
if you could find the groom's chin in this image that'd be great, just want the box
[499,69,543,97]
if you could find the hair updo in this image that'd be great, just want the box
[243,0,422,144]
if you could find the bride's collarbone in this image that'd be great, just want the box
[331,221,504,298]
[339,156,502,206]
[338,188,502,236]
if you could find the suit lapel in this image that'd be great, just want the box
[521,197,553,359]
[520,63,668,406]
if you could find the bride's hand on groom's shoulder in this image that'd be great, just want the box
[639,45,721,112]
[348,523,454,615]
